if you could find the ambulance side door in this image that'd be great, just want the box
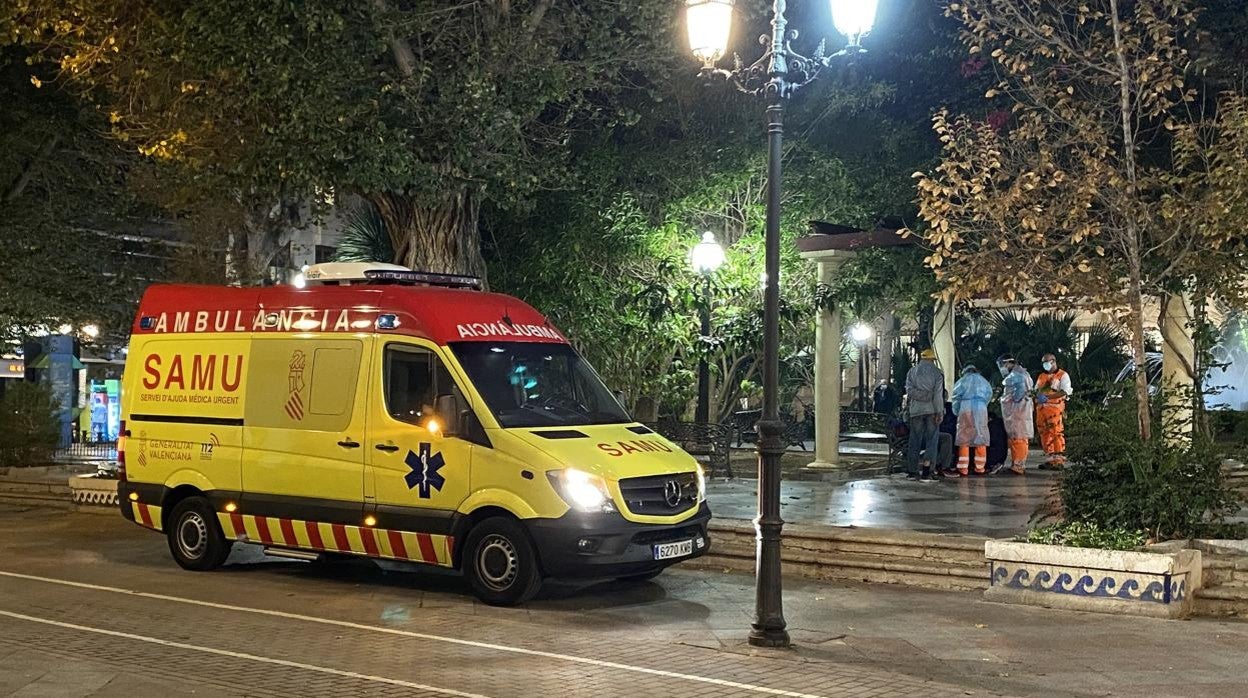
[241,336,371,523]
[367,340,472,537]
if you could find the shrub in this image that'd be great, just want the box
[1059,397,1241,541]
[1025,522,1146,551]
[0,382,61,467]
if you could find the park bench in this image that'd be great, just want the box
[729,408,812,450]
[838,410,908,473]
[646,420,735,479]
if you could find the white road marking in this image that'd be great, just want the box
[0,569,826,698]
[0,609,490,698]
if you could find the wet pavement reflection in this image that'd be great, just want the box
[705,469,1058,537]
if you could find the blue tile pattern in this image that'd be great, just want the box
[991,564,1186,604]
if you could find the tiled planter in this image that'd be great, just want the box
[984,541,1202,619]
[68,474,119,511]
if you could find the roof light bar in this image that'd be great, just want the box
[362,269,483,290]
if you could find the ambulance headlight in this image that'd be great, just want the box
[696,464,707,502]
[548,468,615,514]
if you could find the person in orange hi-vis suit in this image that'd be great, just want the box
[1034,353,1073,469]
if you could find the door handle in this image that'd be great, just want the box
[374,444,400,453]
[337,439,361,449]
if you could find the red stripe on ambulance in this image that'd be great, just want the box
[360,527,380,556]
[387,530,409,559]
[279,518,298,547]
[305,520,325,549]
[137,503,153,528]
[416,533,437,564]
[254,516,274,544]
[331,524,351,552]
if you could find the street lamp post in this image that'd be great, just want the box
[691,231,726,425]
[852,323,873,411]
[684,0,879,648]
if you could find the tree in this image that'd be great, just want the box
[914,0,1248,440]
[4,0,672,277]
[0,46,151,344]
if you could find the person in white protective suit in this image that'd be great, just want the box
[944,365,992,477]
[997,355,1034,476]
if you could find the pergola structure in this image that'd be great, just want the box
[795,222,957,469]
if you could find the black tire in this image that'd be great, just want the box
[617,568,664,583]
[462,516,543,606]
[166,496,231,571]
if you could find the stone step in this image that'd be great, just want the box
[695,520,990,591]
[1194,585,1248,618]
[0,490,74,510]
[709,520,989,565]
[1202,554,1248,587]
[0,479,71,497]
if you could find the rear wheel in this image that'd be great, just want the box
[166,496,231,571]
[463,516,542,606]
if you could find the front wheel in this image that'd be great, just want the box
[463,516,543,606]
[166,496,231,571]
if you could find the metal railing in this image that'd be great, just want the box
[54,440,118,463]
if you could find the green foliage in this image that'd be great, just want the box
[957,310,1129,398]
[1060,397,1242,541]
[334,203,394,264]
[816,247,940,322]
[5,0,675,223]
[0,382,60,467]
[0,47,153,344]
[1024,522,1146,551]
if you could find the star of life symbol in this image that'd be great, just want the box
[404,442,445,499]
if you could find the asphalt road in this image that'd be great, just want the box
[3,505,1247,698]
[0,504,967,698]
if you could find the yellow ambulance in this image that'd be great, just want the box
[117,263,711,605]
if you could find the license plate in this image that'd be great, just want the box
[653,539,694,560]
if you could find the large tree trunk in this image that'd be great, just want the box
[368,191,486,280]
[1127,278,1152,441]
[1111,0,1152,441]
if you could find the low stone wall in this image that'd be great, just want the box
[69,474,120,511]
[691,519,992,591]
[985,540,1202,619]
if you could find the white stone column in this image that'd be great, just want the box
[932,300,957,396]
[802,250,852,468]
[1160,291,1196,443]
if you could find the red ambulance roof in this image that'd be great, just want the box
[131,284,567,345]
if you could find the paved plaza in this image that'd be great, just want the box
[706,467,1057,537]
[3,505,1248,697]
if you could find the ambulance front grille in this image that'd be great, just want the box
[618,472,698,516]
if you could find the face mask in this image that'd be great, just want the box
[1043,361,1055,372]
[999,366,1010,377]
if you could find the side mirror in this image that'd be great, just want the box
[434,393,464,437]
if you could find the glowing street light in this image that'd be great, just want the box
[851,323,873,410]
[831,0,880,51]
[850,322,873,344]
[685,0,734,68]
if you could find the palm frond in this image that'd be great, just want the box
[334,203,394,263]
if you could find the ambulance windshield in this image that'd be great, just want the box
[451,342,631,428]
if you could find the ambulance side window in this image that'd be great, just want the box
[383,345,460,426]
